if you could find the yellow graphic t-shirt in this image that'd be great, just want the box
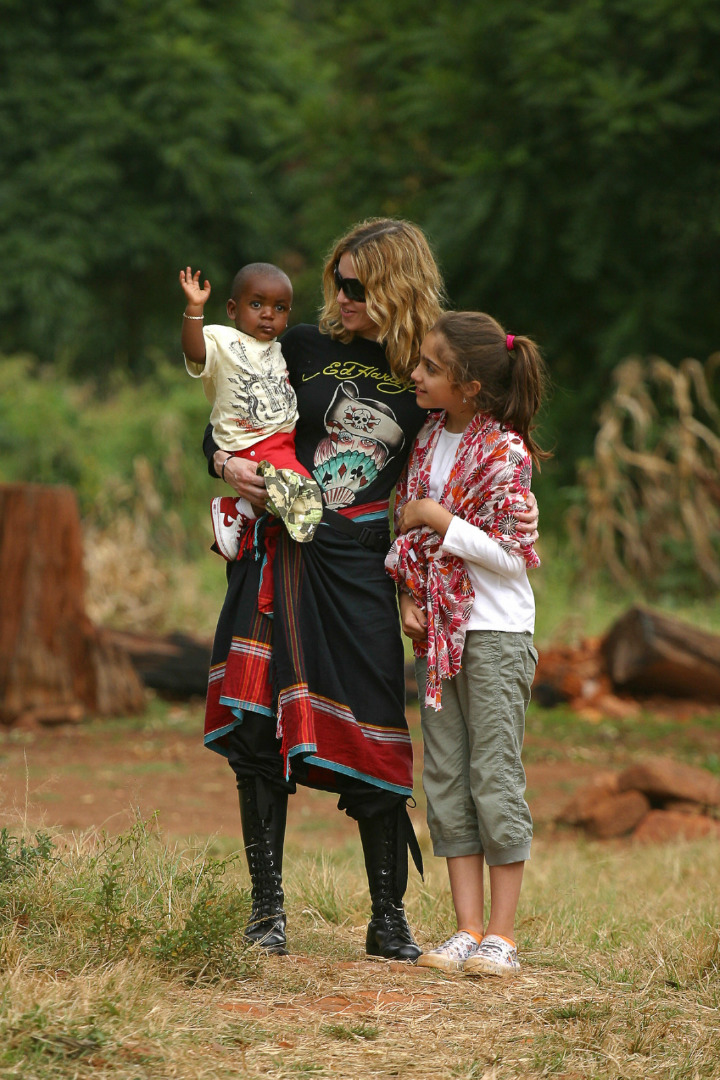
[185,325,299,452]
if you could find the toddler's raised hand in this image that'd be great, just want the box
[179,266,211,308]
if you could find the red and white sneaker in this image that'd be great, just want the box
[211,497,243,561]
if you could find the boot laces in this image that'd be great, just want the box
[376,902,415,944]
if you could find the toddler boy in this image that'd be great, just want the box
[180,262,323,555]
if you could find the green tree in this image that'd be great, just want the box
[285,0,720,473]
[0,0,306,374]
[2,0,719,492]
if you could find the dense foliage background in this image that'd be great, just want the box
[1,0,719,499]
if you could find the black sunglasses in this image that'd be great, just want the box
[333,265,366,303]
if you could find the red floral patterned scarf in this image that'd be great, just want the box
[385,410,539,709]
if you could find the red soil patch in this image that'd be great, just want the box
[0,706,593,846]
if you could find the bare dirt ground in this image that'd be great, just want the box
[0,700,627,849]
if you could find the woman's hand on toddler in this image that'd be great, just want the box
[215,453,268,511]
[399,592,427,642]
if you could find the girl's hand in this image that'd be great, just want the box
[397,499,427,533]
[179,266,211,309]
[214,453,268,509]
[515,491,539,542]
[399,592,427,642]
[397,498,453,539]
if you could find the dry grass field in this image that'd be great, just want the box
[1,702,719,1080]
[1,824,719,1080]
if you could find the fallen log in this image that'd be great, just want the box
[111,635,418,703]
[602,606,720,700]
[103,629,212,699]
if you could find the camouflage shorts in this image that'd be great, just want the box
[258,462,324,543]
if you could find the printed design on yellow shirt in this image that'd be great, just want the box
[313,382,405,508]
[226,338,296,429]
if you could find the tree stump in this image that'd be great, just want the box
[602,606,720,700]
[0,484,145,725]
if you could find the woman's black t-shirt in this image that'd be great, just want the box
[281,324,426,511]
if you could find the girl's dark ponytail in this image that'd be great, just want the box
[432,312,551,467]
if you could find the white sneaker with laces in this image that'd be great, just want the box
[416,931,481,972]
[463,934,521,977]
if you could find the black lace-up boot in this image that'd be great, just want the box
[238,778,288,955]
[357,805,421,962]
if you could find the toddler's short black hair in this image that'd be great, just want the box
[231,262,292,298]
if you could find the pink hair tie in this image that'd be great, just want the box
[506,334,516,352]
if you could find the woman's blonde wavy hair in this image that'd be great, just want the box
[318,218,446,381]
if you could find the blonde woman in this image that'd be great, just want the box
[202,218,538,961]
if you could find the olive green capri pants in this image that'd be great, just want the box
[415,629,537,866]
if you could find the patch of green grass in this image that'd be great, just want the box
[320,1021,379,1041]
[0,819,259,983]
[0,1005,111,1069]
[220,1021,272,1048]
[91,697,206,738]
[0,827,55,876]
[0,355,214,555]
[523,704,720,773]
[546,999,612,1023]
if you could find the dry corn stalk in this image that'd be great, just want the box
[570,353,720,589]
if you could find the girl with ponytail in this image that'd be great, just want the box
[385,311,549,978]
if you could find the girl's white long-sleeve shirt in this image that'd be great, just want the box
[429,427,535,633]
